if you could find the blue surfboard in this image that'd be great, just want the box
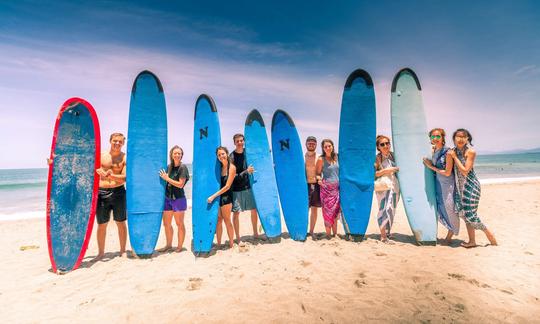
[126,70,168,257]
[338,69,376,242]
[391,68,437,245]
[192,94,221,256]
[271,110,308,241]
[47,98,100,273]
[244,109,281,242]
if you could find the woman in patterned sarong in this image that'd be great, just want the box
[374,135,400,243]
[316,139,341,238]
[423,128,460,245]
[448,129,497,248]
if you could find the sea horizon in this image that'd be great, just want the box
[1,152,539,221]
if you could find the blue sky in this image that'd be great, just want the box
[1,0,539,168]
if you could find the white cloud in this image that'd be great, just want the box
[0,41,342,168]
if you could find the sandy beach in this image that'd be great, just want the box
[1,179,539,323]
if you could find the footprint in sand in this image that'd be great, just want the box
[238,242,249,253]
[448,273,465,280]
[186,277,203,291]
[454,303,466,313]
[295,276,311,283]
[299,260,311,267]
[448,273,493,289]
[354,279,367,288]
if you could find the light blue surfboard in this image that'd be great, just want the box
[244,109,281,242]
[127,70,168,257]
[271,110,308,241]
[391,68,437,245]
[47,98,100,273]
[338,69,376,242]
[192,94,221,256]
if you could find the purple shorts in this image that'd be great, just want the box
[164,197,187,212]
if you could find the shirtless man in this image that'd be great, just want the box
[94,133,127,260]
[305,136,321,238]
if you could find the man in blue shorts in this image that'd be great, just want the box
[230,133,259,242]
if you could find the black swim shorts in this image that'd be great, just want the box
[96,186,127,224]
[308,183,322,208]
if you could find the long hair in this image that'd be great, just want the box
[375,135,391,153]
[452,128,473,146]
[319,139,337,162]
[375,135,393,169]
[216,146,232,164]
[167,145,183,173]
[429,128,446,146]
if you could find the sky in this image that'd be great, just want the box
[0,0,539,168]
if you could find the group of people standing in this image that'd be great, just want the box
[301,129,498,248]
[92,127,497,260]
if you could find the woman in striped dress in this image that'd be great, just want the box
[448,129,497,248]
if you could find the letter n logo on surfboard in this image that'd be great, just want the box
[279,138,290,151]
[199,126,208,140]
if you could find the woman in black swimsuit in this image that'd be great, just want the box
[207,146,237,249]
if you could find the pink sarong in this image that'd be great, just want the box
[320,180,341,227]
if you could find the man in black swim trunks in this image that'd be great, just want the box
[94,133,127,260]
[305,136,321,238]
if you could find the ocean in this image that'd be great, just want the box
[1,153,539,220]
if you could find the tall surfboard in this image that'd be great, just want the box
[338,69,376,241]
[46,97,100,273]
[192,94,221,256]
[244,109,281,242]
[127,70,168,257]
[271,110,308,241]
[390,68,437,245]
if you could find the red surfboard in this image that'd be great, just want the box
[46,97,100,273]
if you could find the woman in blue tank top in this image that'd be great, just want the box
[315,139,341,238]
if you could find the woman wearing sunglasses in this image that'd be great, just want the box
[447,129,497,248]
[374,135,400,242]
[422,128,460,245]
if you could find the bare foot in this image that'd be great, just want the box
[440,239,451,246]
[461,242,478,248]
[175,247,184,253]
[485,232,498,246]
[157,246,172,252]
[119,251,127,257]
[92,254,104,262]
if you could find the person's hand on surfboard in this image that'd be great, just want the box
[46,154,57,165]
[423,158,433,168]
[207,195,215,204]
[159,169,170,182]
[247,165,255,174]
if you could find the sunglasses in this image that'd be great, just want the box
[430,135,442,140]
[378,142,390,147]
